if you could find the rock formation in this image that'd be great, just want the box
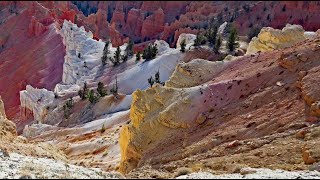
[246,24,307,54]
[0,96,17,140]
[119,32,320,174]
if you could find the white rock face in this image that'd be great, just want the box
[176,33,196,50]
[111,46,184,94]
[59,20,105,85]
[176,168,320,179]
[20,85,55,122]
[54,84,81,97]
[218,21,228,35]
[0,150,124,179]
[304,31,317,39]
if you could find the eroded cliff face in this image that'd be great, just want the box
[246,24,308,54]
[119,31,320,174]
[0,96,17,141]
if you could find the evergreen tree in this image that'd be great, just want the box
[121,54,128,63]
[97,82,107,97]
[180,39,186,53]
[148,76,154,87]
[206,25,218,46]
[110,46,121,66]
[101,40,110,66]
[125,39,134,57]
[227,25,238,52]
[155,71,160,84]
[110,76,118,97]
[87,89,97,104]
[214,35,222,54]
[142,44,158,61]
[78,82,88,100]
[136,52,141,61]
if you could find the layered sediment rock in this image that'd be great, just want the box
[246,24,307,54]
[119,34,320,174]
[0,96,17,140]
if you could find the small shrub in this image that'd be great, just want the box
[87,89,98,104]
[148,76,154,87]
[101,123,106,133]
[97,82,107,97]
[175,167,193,177]
[180,39,186,53]
[136,51,141,61]
[142,43,158,61]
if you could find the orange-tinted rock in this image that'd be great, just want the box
[28,16,47,37]
[141,8,165,39]
[0,1,65,125]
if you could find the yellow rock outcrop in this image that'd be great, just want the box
[165,58,235,88]
[119,84,206,173]
[246,24,306,55]
[0,96,17,140]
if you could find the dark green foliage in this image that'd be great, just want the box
[142,44,158,61]
[101,41,110,66]
[227,25,239,52]
[110,46,121,66]
[180,39,186,53]
[206,24,218,46]
[63,97,74,119]
[121,54,128,62]
[110,76,118,97]
[247,26,262,42]
[155,71,161,84]
[114,46,121,65]
[125,39,134,57]
[148,76,154,87]
[148,70,164,87]
[136,52,141,61]
[78,82,88,100]
[97,82,107,97]
[87,89,98,104]
[194,33,207,48]
[101,124,106,133]
[214,36,222,54]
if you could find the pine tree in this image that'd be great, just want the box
[101,40,110,66]
[87,89,97,104]
[148,76,154,87]
[180,39,186,53]
[155,70,161,84]
[136,52,141,61]
[125,39,134,57]
[142,44,158,61]
[206,25,218,46]
[194,32,206,48]
[227,25,238,52]
[111,46,121,66]
[78,82,88,100]
[110,76,118,97]
[214,35,222,54]
[97,82,107,97]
